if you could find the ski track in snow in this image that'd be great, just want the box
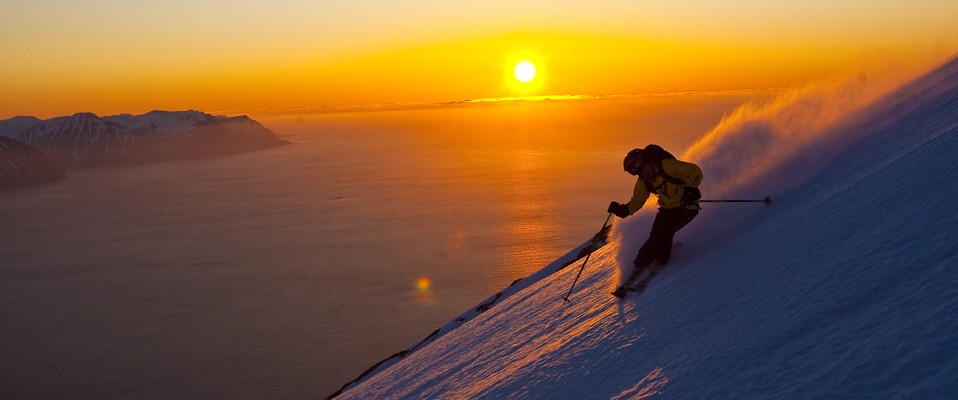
[336,56,958,399]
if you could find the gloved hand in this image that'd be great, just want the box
[608,201,631,218]
[682,187,702,205]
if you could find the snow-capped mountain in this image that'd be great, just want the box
[0,136,65,191]
[331,55,958,399]
[103,110,220,132]
[0,110,288,167]
[0,116,43,135]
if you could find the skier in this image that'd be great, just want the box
[608,145,703,297]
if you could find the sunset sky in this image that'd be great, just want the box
[2,0,957,119]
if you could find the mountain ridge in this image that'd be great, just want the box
[0,110,288,168]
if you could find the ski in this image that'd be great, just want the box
[611,268,646,298]
[612,243,680,299]
[611,286,630,298]
[612,262,663,299]
[627,270,659,294]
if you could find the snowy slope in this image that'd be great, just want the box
[333,55,958,399]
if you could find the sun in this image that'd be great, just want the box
[514,61,536,83]
[504,52,544,95]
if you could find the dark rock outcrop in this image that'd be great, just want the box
[0,136,66,191]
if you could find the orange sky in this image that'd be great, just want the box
[1,1,956,119]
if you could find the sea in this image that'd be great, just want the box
[0,93,761,398]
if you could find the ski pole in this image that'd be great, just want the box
[562,212,613,303]
[701,196,772,205]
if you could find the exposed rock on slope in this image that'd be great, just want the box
[0,136,65,191]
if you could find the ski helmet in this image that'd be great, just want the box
[623,148,646,174]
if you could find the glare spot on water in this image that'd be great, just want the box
[416,277,436,305]
[417,277,431,291]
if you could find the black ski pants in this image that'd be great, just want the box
[634,207,699,268]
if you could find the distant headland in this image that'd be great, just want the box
[0,110,288,191]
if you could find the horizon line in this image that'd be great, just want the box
[0,88,787,121]
[219,88,788,118]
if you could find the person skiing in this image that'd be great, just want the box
[608,144,703,297]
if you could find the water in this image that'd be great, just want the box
[0,93,759,398]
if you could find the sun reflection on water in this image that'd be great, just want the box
[501,149,562,280]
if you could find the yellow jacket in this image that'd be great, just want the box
[627,158,704,214]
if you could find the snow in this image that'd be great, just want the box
[102,110,214,132]
[333,55,958,399]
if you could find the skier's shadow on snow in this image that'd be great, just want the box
[613,294,646,325]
